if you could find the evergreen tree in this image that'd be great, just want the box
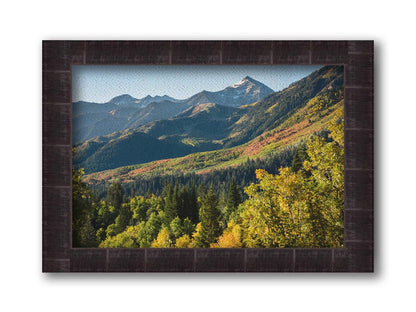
[193,223,209,248]
[218,188,228,226]
[182,217,195,237]
[163,183,177,226]
[145,212,163,243]
[189,182,199,223]
[177,185,189,220]
[72,166,97,247]
[225,177,242,222]
[291,143,308,172]
[114,203,132,233]
[79,215,97,247]
[106,182,123,211]
[170,216,184,239]
[198,187,221,247]
[197,182,206,198]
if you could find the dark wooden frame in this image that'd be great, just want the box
[43,40,374,272]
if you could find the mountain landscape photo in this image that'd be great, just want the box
[72,65,345,249]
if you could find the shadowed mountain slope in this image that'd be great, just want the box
[75,66,343,176]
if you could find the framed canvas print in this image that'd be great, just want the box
[42,40,374,272]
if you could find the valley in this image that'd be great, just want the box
[72,65,345,249]
[75,65,343,182]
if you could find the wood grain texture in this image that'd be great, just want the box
[171,41,221,64]
[195,249,245,272]
[345,130,374,170]
[294,249,333,272]
[273,41,310,64]
[345,53,374,87]
[333,242,373,272]
[42,104,71,145]
[85,41,170,64]
[42,40,374,273]
[42,41,84,71]
[42,187,70,260]
[42,145,71,187]
[246,249,294,272]
[345,170,374,210]
[345,87,374,129]
[345,210,374,242]
[311,41,348,64]
[43,259,70,272]
[107,249,146,272]
[348,41,374,55]
[70,249,107,272]
[146,249,194,272]
[222,41,272,64]
[42,71,71,103]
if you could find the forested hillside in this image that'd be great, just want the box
[72,65,345,248]
[74,66,343,174]
[73,107,344,248]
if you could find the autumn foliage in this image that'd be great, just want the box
[73,107,344,249]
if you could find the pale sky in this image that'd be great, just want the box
[72,65,322,103]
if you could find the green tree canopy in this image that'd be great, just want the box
[198,187,222,247]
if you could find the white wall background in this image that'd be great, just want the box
[0,1,413,311]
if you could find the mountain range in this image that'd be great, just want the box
[74,66,344,177]
[73,75,273,143]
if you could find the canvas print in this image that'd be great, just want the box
[72,65,344,249]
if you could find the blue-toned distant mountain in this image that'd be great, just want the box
[74,66,344,174]
[72,76,274,143]
[184,76,274,107]
[73,94,181,143]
